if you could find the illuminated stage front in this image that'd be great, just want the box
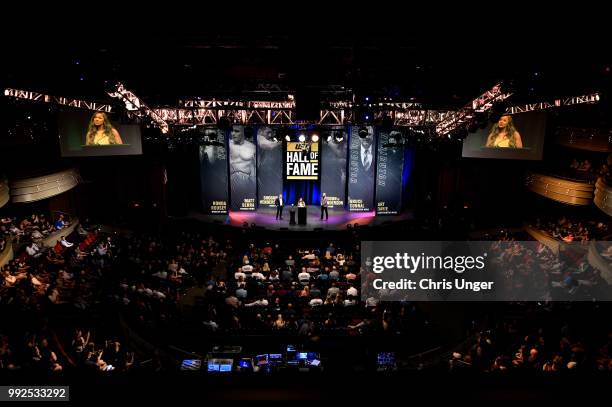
[187,206,413,231]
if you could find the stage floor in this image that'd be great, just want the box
[187,206,413,231]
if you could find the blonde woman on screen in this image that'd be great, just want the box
[86,112,123,145]
[485,115,523,148]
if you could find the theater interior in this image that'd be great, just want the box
[2,16,612,402]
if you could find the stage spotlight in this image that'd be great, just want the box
[285,135,291,142]
[326,134,333,143]
[334,132,344,142]
[311,134,319,142]
[359,127,369,138]
[298,134,306,142]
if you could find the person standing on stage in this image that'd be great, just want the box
[275,194,284,220]
[320,193,329,220]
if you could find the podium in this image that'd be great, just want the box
[289,207,296,225]
[298,206,307,225]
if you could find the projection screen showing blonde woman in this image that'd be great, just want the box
[85,112,124,145]
[485,115,523,148]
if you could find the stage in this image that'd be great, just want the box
[186,206,413,231]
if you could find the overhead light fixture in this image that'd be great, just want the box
[285,135,291,142]
[311,134,319,142]
[298,134,306,142]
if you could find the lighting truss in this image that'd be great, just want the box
[106,82,169,134]
[3,88,113,112]
[386,110,450,126]
[164,98,438,126]
[319,109,351,125]
[153,108,298,125]
[155,106,448,127]
[6,84,601,135]
[181,99,296,109]
[435,83,512,136]
[506,93,600,115]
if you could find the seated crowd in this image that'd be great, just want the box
[569,158,610,177]
[450,304,612,372]
[1,213,69,244]
[0,213,146,375]
[1,213,611,375]
[110,231,396,336]
[0,327,137,374]
[488,235,608,299]
[531,215,609,242]
[545,156,611,184]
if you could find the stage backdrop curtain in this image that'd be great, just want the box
[284,180,320,206]
[401,146,415,210]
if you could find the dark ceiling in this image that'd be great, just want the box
[4,13,612,110]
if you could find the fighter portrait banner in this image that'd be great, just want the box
[348,126,376,211]
[228,125,257,211]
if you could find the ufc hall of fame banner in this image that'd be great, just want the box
[257,126,283,207]
[199,128,229,214]
[228,125,257,211]
[320,128,347,208]
[285,141,320,180]
[375,130,404,215]
[348,126,376,211]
